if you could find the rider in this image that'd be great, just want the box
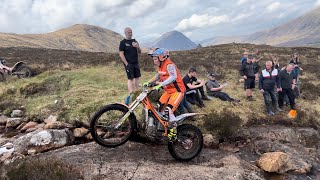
[144,48,186,130]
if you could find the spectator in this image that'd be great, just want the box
[240,54,258,101]
[176,94,194,115]
[183,68,210,108]
[289,53,303,80]
[241,51,249,64]
[205,73,240,103]
[278,63,297,111]
[259,61,282,115]
[119,27,142,94]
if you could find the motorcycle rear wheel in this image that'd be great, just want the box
[168,124,203,161]
[16,65,33,78]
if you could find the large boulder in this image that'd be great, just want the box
[256,152,291,174]
[13,129,74,154]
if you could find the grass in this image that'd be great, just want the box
[0,63,319,132]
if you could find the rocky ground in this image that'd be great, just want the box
[0,112,319,179]
[1,44,320,179]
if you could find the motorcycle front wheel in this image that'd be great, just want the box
[16,65,33,78]
[168,124,203,161]
[90,104,136,148]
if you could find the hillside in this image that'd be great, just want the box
[244,7,320,47]
[0,24,123,52]
[199,35,245,46]
[151,31,197,51]
[0,43,319,125]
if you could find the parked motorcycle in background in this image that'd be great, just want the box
[0,58,33,81]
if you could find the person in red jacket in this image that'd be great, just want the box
[144,48,186,124]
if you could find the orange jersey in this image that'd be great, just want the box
[158,58,186,94]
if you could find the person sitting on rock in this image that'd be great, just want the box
[205,73,240,103]
[183,67,210,108]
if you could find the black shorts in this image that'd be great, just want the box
[244,77,255,89]
[125,63,141,80]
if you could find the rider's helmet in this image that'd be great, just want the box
[148,48,169,61]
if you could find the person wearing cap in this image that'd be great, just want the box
[259,61,282,116]
[205,73,240,103]
[144,48,186,126]
[240,54,258,101]
[183,67,210,108]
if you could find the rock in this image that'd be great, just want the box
[203,133,219,148]
[2,142,14,149]
[16,122,27,130]
[20,121,38,132]
[11,110,24,117]
[0,151,13,162]
[0,146,14,156]
[44,115,57,124]
[27,149,36,155]
[0,115,8,125]
[256,152,291,174]
[35,123,45,129]
[85,133,93,140]
[28,129,74,153]
[73,127,89,138]
[43,121,73,129]
[26,127,38,133]
[6,118,22,128]
[13,129,74,154]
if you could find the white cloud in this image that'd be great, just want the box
[184,31,193,38]
[127,0,167,17]
[233,13,252,21]
[266,2,281,12]
[237,0,249,5]
[316,0,320,6]
[175,14,229,31]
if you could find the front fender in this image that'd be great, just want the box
[174,113,207,123]
[11,61,26,72]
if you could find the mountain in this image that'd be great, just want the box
[199,35,245,46]
[0,24,123,52]
[151,31,197,51]
[244,7,320,47]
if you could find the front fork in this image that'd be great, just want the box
[114,99,140,129]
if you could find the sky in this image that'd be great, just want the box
[0,0,319,44]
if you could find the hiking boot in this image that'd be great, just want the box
[267,110,275,116]
[195,102,205,108]
[201,96,210,101]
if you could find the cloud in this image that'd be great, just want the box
[266,2,281,12]
[316,0,320,6]
[237,0,249,5]
[175,14,229,31]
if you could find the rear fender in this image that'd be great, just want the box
[11,61,26,72]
